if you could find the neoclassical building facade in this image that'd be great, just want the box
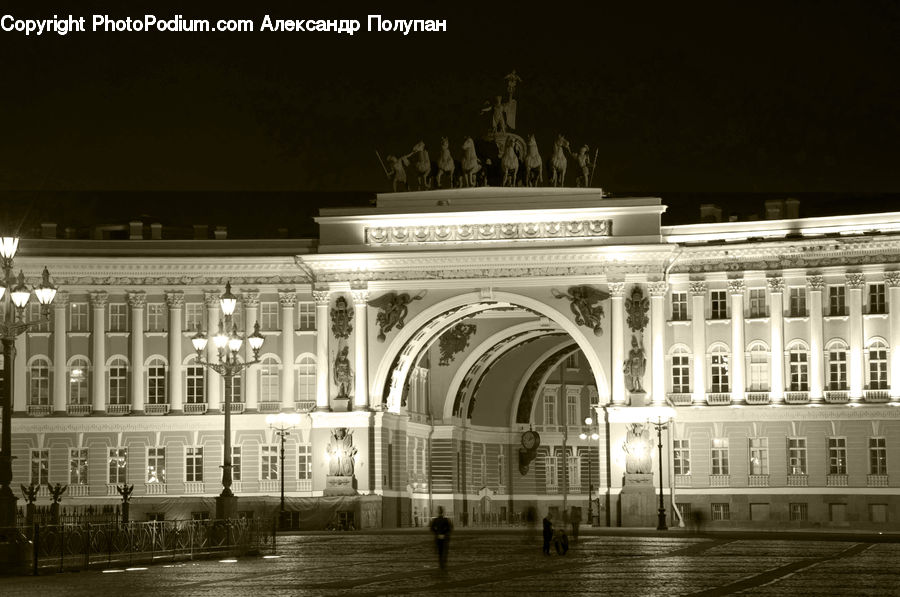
[6,188,900,529]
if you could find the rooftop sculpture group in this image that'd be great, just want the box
[378,71,598,190]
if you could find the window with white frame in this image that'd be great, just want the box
[232,446,242,481]
[298,444,311,480]
[108,303,128,332]
[29,357,51,406]
[28,303,50,332]
[709,346,729,393]
[147,357,167,405]
[147,447,166,483]
[711,438,729,475]
[869,438,887,475]
[788,343,809,392]
[108,447,128,484]
[543,391,557,426]
[867,340,888,389]
[565,353,579,369]
[260,302,279,331]
[259,357,280,403]
[297,302,316,331]
[748,288,766,318]
[747,343,769,391]
[869,283,886,314]
[184,303,203,332]
[827,342,848,390]
[788,438,807,475]
[671,348,691,393]
[146,303,166,332]
[710,290,727,319]
[828,437,847,475]
[711,503,731,521]
[828,285,846,316]
[567,451,580,488]
[297,356,316,405]
[473,449,485,487]
[31,449,49,485]
[566,391,579,426]
[671,291,688,321]
[186,356,205,403]
[749,438,768,475]
[225,370,242,403]
[70,302,88,332]
[69,448,88,485]
[68,357,90,405]
[261,445,279,480]
[673,439,690,475]
[185,447,203,482]
[108,357,129,405]
[789,287,807,317]
[544,453,558,489]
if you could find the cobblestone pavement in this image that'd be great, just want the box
[2,530,900,596]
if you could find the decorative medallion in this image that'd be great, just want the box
[624,285,650,332]
[330,296,353,340]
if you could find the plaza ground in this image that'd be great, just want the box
[2,528,899,596]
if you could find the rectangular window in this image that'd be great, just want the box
[672,355,690,393]
[565,353,579,369]
[870,437,887,475]
[108,447,128,484]
[70,302,89,332]
[261,302,279,331]
[298,444,311,480]
[544,455,558,489]
[186,362,205,403]
[789,287,807,317]
[789,503,808,521]
[711,438,729,475]
[69,448,88,485]
[543,393,556,426]
[184,303,203,333]
[671,292,688,321]
[710,353,729,393]
[147,362,166,404]
[567,454,579,488]
[297,302,316,330]
[869,283,886,314]
[232,446,242,482]
[748,349,769,391]
[261,445,279,480]
[673,439,690,475]
[109,303,128,332]
[31,449,49,485]
[748,288,766,318]
[828,349,848,390]
[186,447,203,482]
[788,438,807,475]
[711,503,730,521]
[749,438,768,475]
[828,437,847,475]
[28,303,51,332]
[789,350,809,392]
[868,344,888,390]
[710,290,727,319]
[146,303,166,332]
[566,393,579,425]
[108,360,128,405]
[147,447,166,483]
[828,286,846,316]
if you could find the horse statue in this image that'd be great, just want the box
[411,141,433,190]
[436,137,455,188]
[524,134,543,186]
[548,134,569,187]
[500,137,519,187]
[459,137,482,188]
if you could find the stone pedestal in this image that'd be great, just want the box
[620,473,656,527]
[215,495,238,520]
[324,475,357,496]
[627,390,649,406]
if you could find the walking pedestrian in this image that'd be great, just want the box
[430,506,453,571]
[570,506,581,542]
[542,512,553,555]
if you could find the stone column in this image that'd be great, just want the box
[52,292,69,414]
[313,288,331,411]
[204,291,222,412]
[608,282,626,405]
[847,273,866,399]
[690,281,707,404]
[768,277,785,401]
[165,291,184,413]
[279,290,296,411]
[648,282,667,406]
[807,276,825,401]
[128,292,146,414]
[13,333,25,412]
[351,286,370,410]
[242,291,260,412]
[886,272,900,398]
[729,279,745,403]
[90,291,108,414]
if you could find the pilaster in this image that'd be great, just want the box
[313,288,331,411]
[807,276,825,401]
[52,291,69,414]
[846,273,865,399]
[165,291,184,413]
[768,277,785,401]
[242,291,260,411]
[608,282,626,405]
[90,291,107,414]
[204,291,222,412]
[690,281,707,403]
[128,292,146,414]
[351,285,370,410]
[886,272,900,398]
[648,281,667,406]
[728,279,745,403]
[279,290,297,410]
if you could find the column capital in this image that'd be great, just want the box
[806,275,825,291]
[845,272,866,290]
[351,289,370,306]
[89,290,108,307]
[727,279,745,294]
[608,282,626,297]
[689,280,707,296]
[278,290,297,308]
[648,281,668,297]
[242,290,260,308]
[204,291,221,308]
[53,290,70,308]
[885,271,900,288]
[127,291,147,309]
[767,277,784,294]
[313,288,331,305]
[165,290,185,308]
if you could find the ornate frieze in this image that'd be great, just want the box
[127,291,147,309]
[689,281,708,296]
[767,277,785,293]
[806,275,825,291]
[365,219,612,246]
[551,285,610,336]
[846,272,866,289]
[165,291,185,308]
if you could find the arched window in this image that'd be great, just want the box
[867,339,889,390]
[826,340,848,390]
[787,341,809,392]
[68,357,90,405]
[747,342,770,391]
[147,357,167,405]
[296,355,316,407]
[28,357,51,406]
[669,346,691,393]
[186,355,205,404]
[709,345,730,393]
[108,357,129,405]
[259,356,280,403]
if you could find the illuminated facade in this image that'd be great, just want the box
[6,188,900,529]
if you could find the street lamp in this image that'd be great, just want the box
[0,237,58,527]
[578,416,600,526]
[648,416,670,531]
[266,412,300,529]
[191,281,265,520]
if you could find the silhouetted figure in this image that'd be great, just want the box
[542,512,554,555]
[570,506,581,542]
[692,510,705,534]
[430,506,453,571]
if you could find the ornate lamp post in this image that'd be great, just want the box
[266,412,300,529]
[0,237,58,527]
[578,416,600,526]
[648,416,670,531]
[191,282,264,520]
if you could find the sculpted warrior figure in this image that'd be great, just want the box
[623,335,646,393]
[574,145,594,188]
[333,345,353,399]
[327,428,358,477]
[386,153,411,192]
[624,423,652,474]
[481,95,510,133]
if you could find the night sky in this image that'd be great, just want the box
[0,1,898,219]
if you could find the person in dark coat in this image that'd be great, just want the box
[430,506,453,571]
[542,512,554,555]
